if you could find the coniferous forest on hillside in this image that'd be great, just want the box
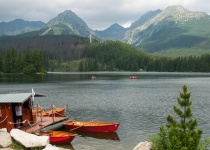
[0,36,210,74]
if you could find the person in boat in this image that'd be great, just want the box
[15,103,22,128]
[91,76,96,79]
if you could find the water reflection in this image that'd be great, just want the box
[0,74,46,83]
[1,72,210,83]
[53,143,75,150]
[75,131,120,141]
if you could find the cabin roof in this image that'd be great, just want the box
[0,93,32,103]
[0,93,45,103]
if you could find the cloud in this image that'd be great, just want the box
[0,0,209,30]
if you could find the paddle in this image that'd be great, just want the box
[69,125,84,132]
[68,118,99,132]
[90,118,99,122]
[68,118,99,134]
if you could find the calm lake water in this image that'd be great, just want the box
[1,72,210,150]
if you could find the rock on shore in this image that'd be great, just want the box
[0,128,69,150]
[0,129,12,148]
[132,141,151,150]
[10,129,49,148]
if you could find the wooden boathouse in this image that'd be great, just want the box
[0,92,68,133]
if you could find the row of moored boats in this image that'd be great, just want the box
[33,106,120,144]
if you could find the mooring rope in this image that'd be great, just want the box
[8,120,27,125]
[26,120,37,127]
[65,110,74,120]
[26,115,42,127]
[0,116,8,124]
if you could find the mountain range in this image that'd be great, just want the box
[1,5,210,55]
[124,5,210,53]
[0,19,45,36]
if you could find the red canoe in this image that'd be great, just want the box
[129,76,137,79]
[64,120,120,132]
[36,130,77,144]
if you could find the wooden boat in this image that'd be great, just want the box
[64,120,120,132]
[33,107,65,117]
[129,76,137,79]
[32,107,42,114]
[36,130,77,144]
[91,76,96,80]
[42,107,65,117]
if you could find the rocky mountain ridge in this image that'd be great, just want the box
[125,5,210,43]
[41,10,94,36]
[95,23,127,40]
[123,5,210,52]
[1,5,210,54]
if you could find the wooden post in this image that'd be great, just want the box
[36,104,38,117]
[40,106,43,123]
[51,104,55,123]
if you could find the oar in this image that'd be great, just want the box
[90,118,99,122]
[69,125,84,132]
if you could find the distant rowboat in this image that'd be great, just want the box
[64,120,120,132]
[36,130,77,144]
[91,76,96,80]
[129,76,137,79]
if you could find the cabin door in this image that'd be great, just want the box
[11,104,18,127]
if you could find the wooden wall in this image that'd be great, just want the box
[0,103,14,132]
[0,99,35,132]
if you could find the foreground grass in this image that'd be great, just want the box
[9,139,44,150]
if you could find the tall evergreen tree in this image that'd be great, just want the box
[166,85,202,149]
[150,85,204,150]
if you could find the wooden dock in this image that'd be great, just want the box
[21,116,69,133]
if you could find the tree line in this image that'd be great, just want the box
[0,48,46,74]
[78,41,210,72]
[0,40,210,73]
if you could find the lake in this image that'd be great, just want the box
[1,72,210,150]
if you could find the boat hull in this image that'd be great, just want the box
[64,120,120,132]
[37,130,76,144]
[50,135,75,144]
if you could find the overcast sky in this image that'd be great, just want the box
[0,0,209,30]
